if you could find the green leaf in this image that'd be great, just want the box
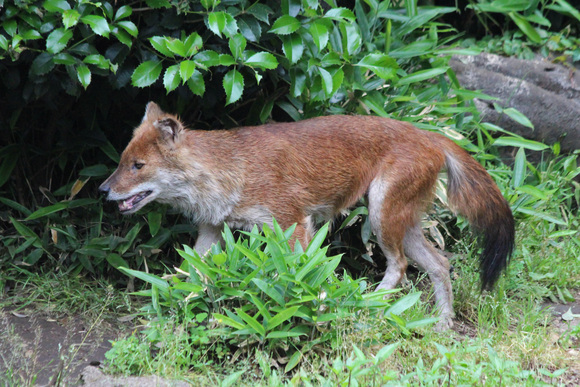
[340,22,361,57]
[26,202,68,220]
[305,223,329,257]
[43,0,70,12]
[282,33,303,64]
[106,253,130,271]
[116,21,138,38]
[309,20,329,51]
[207,12,226,38]
[77,65,91,89]
[62,9,80,29]
[493,137,549,151]
[163,64,181,93]
[285,351,302,373]
[515,207,567,225]
[375,342,400,364]
[46,28,72,54]
[207,12,237,38]
[244,52,278,69]
[238,16,262,42]
[183,33,202,57]
[397,67,449,85]
[265,331,306,339]
[187,70,205,96]
[247,3,273,24]
[339,206,368,230]
[21,29,42,41]
[357,53,398,80]
[502,107,534,129]
[512,147,527,188]
[166,38,187,57]
[516,185,549,200]
[179,60,196,82]
[252,278,285,306]
[112,29,132,47]
[0,36,8,50]
[218,54,236,66]
[0,197,32,217]
[148,211,162,237]
[229,34,246,60]
[223,68,244,105]
[549,230,578,238]
[115,5,132,21]
[508,12,541,44]
[83,54,109,70]
[267,306,300,331]
[385,292,421,316]
[79,164,108,177]
[119,267,170,292]
[81,15,110,37]
[10,217,41,241]
[30,53,55,76]
[131,60,163,88]
[270,15,301,35]
[146,0,171,8]
[194,50,220,67]
[324,7,356,22]
[389,40,435,59]
[551,0,580,23]
[236,308,266,337]
[150,36,174,58]
[221,370,245,387]
[319,67,333,97]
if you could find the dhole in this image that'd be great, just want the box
[100,102,515,330]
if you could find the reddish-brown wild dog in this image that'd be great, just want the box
[100,102,515,330]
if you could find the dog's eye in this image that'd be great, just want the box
[133,162,144,170]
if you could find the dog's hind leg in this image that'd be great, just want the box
[404,224,454,331]
[368,176,409,292]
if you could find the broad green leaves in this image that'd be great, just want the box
[224,69,244,105]
[131,60,163,88]
[357,54,399,80]
[270,15,301,35]
[46,28,72,54]
[77,65,91,89]
[81,15,110,37]
[122,221,424,372]
[207,11,238,38]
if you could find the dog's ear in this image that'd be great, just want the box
[154,117,184,145]
[143,102,164,122]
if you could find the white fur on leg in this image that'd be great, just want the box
[403,225,455,331]
[194,223,223,257]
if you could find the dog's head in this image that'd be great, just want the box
[99,102,186,214]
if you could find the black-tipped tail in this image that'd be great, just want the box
[440,135,515,291]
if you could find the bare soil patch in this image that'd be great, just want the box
[0,308,120,385]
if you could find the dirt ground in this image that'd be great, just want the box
[1,296,579,386]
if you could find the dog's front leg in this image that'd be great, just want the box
[194,224,224,257]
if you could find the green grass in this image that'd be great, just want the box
[2,200,579,386]
[95,218,578,385]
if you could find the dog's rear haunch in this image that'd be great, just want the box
[100,102,515,330]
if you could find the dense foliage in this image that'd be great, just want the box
[1,0,579,273]
[1,0,579,384]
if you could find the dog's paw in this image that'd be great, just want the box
[434,316,454,332]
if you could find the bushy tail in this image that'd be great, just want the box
[434,135,515,291]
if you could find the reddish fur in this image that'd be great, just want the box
[100,103,515,329]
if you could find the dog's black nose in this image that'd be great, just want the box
[98,182,110,196]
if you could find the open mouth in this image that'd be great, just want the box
[118,191,152,213]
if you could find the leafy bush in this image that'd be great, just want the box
[117,221,435,372]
